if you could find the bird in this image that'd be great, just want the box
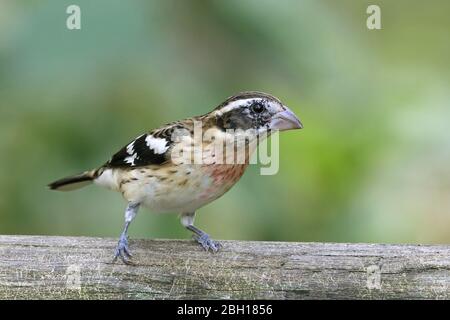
[48,91,302,264]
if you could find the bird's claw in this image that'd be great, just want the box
[193,233,222,253]
[113,235,133,264]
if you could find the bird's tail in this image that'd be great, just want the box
[48,170,97,191]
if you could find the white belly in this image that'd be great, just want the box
[94,164,246,213]
[140,169,218,213]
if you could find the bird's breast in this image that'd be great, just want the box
[196,163,248,201]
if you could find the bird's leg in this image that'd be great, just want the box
[113,202,140,264]
[180,212,222,252]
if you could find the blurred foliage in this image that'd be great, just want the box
[0,0,449,243]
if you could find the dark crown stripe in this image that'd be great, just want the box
[215,91,281,110]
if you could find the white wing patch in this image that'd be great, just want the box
[145,135,169,154]
[123,135,141,166]
[126,141,135,155]
[108,134,169,167]
[124,153,138,165]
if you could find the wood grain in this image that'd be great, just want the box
[0,235,449,299]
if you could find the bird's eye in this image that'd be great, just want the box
[251,103,264,113]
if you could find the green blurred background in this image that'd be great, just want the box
[1,0,449,244]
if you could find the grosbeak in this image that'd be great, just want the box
[49,91,302,263]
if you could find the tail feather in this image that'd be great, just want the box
[48,171,96,191]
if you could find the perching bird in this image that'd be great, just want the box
[49,91,302,264]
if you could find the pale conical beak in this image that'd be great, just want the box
[269,105,303,131]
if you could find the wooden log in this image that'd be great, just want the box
[0,235,448,299]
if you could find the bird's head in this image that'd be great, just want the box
[210,91,303,136]
[169,92,302,165]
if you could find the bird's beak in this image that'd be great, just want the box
[269,105,303,131]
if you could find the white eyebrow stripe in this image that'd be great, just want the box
[216,98,261,115]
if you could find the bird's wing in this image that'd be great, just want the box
[106,121,192,168]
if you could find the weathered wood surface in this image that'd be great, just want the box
[0,235,449,299]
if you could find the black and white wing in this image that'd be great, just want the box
[106,122,191,168]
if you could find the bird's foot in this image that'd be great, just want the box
[113,234,133,264]
[193,233,222,253]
